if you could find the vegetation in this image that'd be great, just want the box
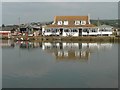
[91,19,118,27]
[2,24,5,27]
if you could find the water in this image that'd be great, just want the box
[2,40,118,88]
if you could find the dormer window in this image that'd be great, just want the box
[58,21,62,25]
[75,21,80,25]
[64,21,68,25]
[81,21,86,25]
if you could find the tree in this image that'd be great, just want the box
[2,24,5,27]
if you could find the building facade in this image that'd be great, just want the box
[0,31,11,38]
[97,25,114,36]
[42,16,98,36]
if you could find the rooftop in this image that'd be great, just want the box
[44,15,96,28]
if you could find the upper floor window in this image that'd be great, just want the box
[75,21,80,25]
[64,21,68,25]
[81,21,86,25]
[58,21,62,25]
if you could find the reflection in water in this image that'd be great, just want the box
[16,41,42,49]
[1,40,112,61]
[41,42,112,61]
[2,40,118,88]
[0,40,14,48]
[42,42,90,61]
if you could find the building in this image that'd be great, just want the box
[31,25,42,36]
[0,31,11,38]
[42,16,98,36]
[98,25,114,36]
[2,25,18,31]
[0,25,19,37]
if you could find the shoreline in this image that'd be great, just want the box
[1,36,120,42]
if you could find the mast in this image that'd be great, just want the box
[18,17,20,32]
[97,17,100,26]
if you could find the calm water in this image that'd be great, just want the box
[2,40,118,88]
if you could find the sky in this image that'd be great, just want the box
[1,0,120,2]
[1,1,119,25]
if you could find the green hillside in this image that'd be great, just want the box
[91,19,118,27]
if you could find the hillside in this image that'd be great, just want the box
[91,19,118,27]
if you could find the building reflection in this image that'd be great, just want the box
[0,40,15,48]
[1,40,113,61]
[15,41,42,49]
[42,42,90,61]
[41,42,112,61]
[54,50,90,61]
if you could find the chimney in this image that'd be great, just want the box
[88,14,91,24]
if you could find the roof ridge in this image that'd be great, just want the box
[55,15,88,17]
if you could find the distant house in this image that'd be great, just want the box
[18,24,31,36]
[42,16,98,36]
[1,25,19,36]
[0,31,11,38]
[98,25,113,36]
[0,26,14,38]
[19,25,28,33]
[31,25,42,36]
[2,25,18,31]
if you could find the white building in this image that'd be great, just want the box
[42,16,98,36]
[98,25,113,36]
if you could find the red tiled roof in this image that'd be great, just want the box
[54,16,89,24]
[44,16,96,28]
[46,24,95,28]
[54,16,88,21]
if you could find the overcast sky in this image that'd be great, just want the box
[2,2,119,25]
[1,0,120,2]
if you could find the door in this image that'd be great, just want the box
[79,28,82,36]
[60,28,63,36]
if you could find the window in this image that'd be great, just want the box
[64,21,68,25]
[53,29,58,32]
[81,21,86,25]
[64,29,69,32]
[83,28,88,32]
[75,21,80,25]
[71,29,78,32]
[46,29,51,32]
[58,21,62,25]
[92,29,97,32]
